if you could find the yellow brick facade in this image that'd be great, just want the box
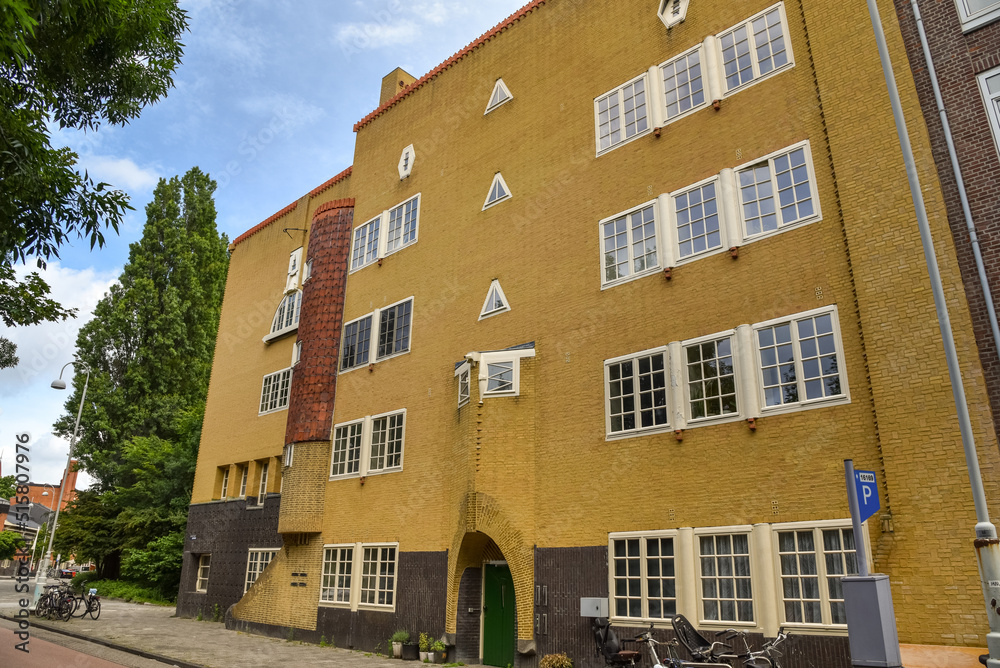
[184,0,1000,662]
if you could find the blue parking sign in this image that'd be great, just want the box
[854,470,880,523]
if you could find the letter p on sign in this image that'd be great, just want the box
[854,470,880,523]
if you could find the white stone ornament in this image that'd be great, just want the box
[398,144,415,180]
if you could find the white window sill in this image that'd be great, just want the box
[258,406,289,417]
[482,196,512,211]
[329,467,403,482]
[741,214,822,247]
[673,244,728,268]
[483,390,518,399]
[758,394,850,419]
[263,325,298,345]
[384,239,417,257]
[600,265,662,291]
[697,619,757,629]
[596,127,653,158]
[722,62,794,99]
[341,348,412,375]
[357,603,396,613]
[318,601,351,609]
[684,412,745,430]
[374,349,411,365]
[778,623,848,636]
[961,11,1000,33]
[349,260,377,275]
[605,424,674,441]
[479,307,511,320]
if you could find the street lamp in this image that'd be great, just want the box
[33,360,89,603]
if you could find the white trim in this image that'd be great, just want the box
[476,348,535,400]
[258,367,293,415]
[398,144,415,180]
[244,547,278,593]
[356,543,400,611]
[283,443,294,468]
[349,215,382,274]
[479,279,511,320]
[339,297,415,374]
[717,3,795,97]
[668,174,729,266]
[978,65,1000,162]
[330,409,407,480]
[263,290,302,343]
[319,543,356,609]
[607,529,681,624]
[485,78,513,114]
[734,140,822,244]
[679,328,744,427]
[196,554,211,592]
[955,0,1000,32]
[598,199,663,289]
[595,71,653,156]
[656,44,710,126]
[603,345,671,439]
[286,247,303,293]
[657,0,690,28]
[482,173,512,210]
[456,361,471,408]
[384,193,421,256]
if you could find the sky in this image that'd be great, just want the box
[0,0,530,490]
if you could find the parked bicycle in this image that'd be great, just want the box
[72,588,101,620]
[35,583,75,621]
[668,614,790,667]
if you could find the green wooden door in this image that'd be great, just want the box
[483,564,515,667]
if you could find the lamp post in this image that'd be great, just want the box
[33,360,89,604]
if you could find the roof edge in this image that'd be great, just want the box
[313,198,356,218]
[308,166,353,199]
[230,201,298,248]
[352,0,548,132]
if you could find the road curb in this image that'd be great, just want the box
[0,612,208,668]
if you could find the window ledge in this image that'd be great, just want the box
[258,407,289,417]
[357,604,396,613]
[600,265,662,291]
[328,467,403,482]
[759,394,850,419]
[722,62,794,99]
[263,326,298,345]
[596,127,654,158]
[741,214,822,247]
[961,11,1000,33]
[318,601,351,609]
[606,424,674,442]
[684,412,746,430]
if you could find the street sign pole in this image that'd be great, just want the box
[845,459,870,578]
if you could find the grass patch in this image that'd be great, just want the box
[81,579,174,605]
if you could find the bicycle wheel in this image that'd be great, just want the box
[88,600,101,620]
[35,598,49,618]
[71,596,87,617]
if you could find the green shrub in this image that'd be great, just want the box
[69,570,100,593]
[419,632,432,651]
[432,641,446,652]
[391,630,411,643]
[77,579,173,605]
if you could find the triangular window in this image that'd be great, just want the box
[483,173,512,210]
[479,279,511,320]
[485,79,513,114]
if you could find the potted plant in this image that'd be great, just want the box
[391,630,410,659]
[419,632,431,662]
[431,640,446,664]
[540,653,573,668]
[402,638,419,661]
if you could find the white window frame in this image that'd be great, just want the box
[264,290,302,343]
[479,279,511,320]
[330,409,407,481]
[751,305,850,417]
[734,140,821,243]
[220,468,229,499]
[283,443,294,468]
[320,544,355,607]
[292,340,303,366]
[770,520,859,630]
[340,297,415,373]
[482,173,512,210]
[319,542,399,612]
[257,461,269,505]
[286,247,303,292]
[956,0,1000,32]
[350,215,382,273]
[716,3,794,95]
[666,175,729,266]
[603,346,671,440]
[245,548,277,593]
[608,530,680,623]
[456,361,471,408]
[657,44,709,125]
[478,348,535,399]
[398,144,415,180]
[599,199,662,289]
[680,329,744,427]
[694,526,756,626]
[348,195,422,274]
[978,65,1000,161]
[303,258,313,283]
[196,554,211,592]
[384,193,421,256]
[485,78,513,114]
[259,367,293,415]
[595,72,652,156]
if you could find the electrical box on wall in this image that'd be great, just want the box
[580,597,608,617]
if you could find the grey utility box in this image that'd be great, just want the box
[842,574,902,667]
[580,597,609,618]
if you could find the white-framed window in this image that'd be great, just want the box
[283,443,294,468]
[265,290,302,342]
[595,73,650,155]
[196,554,211,592]
[485,78,513,114]
[340,297,414,372]
[292,340,303,366]
[331,409,406,480]
[978,66,1000,160]
[303,258,313,283]
[673,177,722,261]
[479,279,511,320]
[351,216,381,272]
[257,461,269,504]
[286,247,303,292]
[320,542,398,611]
[238,466,248,498]
[683,332,739,423]
[259,368,292,415]
[386,194,420,254]
[609,531,678,621]
[245,549,277,592]
[773,522,857,627]
[321,545,354,605]
[657,0,690,28]
[753,306,846,412]
[456,362,471,408]
[349,195,423,273]
[955,0,1000,32]
[483,173,512,210]
[718,4,791,93]
[660,45,706,122]
[737,142,818,239]
[604,348,669,437]
[698,532,754,623]
[600,201,660,287]
[220,468,229,498]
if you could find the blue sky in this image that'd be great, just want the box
[0,0,529,489]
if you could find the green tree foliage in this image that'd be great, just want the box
[51,491,120,578]
[0,0,189,364]
[0,530,26,561]
[53,168,227,594]
[0,474,16,499]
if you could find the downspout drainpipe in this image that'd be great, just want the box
[910,0,1000,434]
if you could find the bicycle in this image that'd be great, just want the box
[72,588,101,620]
[35,583,75,621]
[637,618,790,668]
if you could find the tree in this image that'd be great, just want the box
[51,491,120,578]
[0,0,189,365]
[0,474,15,499]
[0,530,26,561]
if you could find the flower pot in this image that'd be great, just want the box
[443,644,456,663]
[402,643,419,660]
[431,651,443,664]
[393,642,403,659]
[419,651,429,662]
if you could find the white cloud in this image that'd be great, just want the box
[335,21,420,50]
[77,155,161,193]
[237,93,325,128]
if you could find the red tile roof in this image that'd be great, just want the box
[308,166,353,199]
[353,0,548,132]
[313,198,356,218]
[231,201,298,248]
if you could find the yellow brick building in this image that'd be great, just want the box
[178,1,1000,666]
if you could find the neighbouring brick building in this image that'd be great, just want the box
[178,1,1000,666]
[891,0,1000,445]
